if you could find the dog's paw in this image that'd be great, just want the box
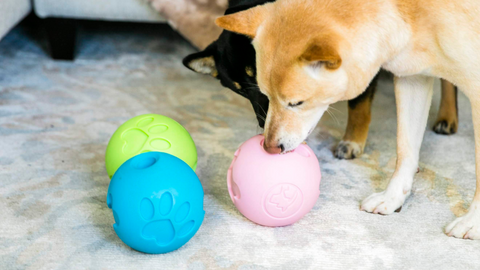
[445,202,480,239]
[361,190,407,215]
[433,119,457,135]
[335,140,363,159]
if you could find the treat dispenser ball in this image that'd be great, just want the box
[107,152,205,254]
[105,114,197,178]
[227,135,321,227]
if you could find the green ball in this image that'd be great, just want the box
[105,114,197,178]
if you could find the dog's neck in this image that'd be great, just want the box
[343,0,414,100]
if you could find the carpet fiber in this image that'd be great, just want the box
[1,21,479,270]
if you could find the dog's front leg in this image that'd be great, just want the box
[361,75,434,214]
[445,97,480,239]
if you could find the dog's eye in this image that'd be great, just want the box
[288,101,304,107]
[245,66,255,77]
[233,82,242,90]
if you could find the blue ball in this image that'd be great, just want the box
[107,152,205,254]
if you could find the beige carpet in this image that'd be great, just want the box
[1,20,479,270]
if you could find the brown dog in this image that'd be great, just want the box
[216,0,480,239]
[183,0,459,160]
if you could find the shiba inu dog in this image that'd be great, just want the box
[215,0,480,239]
[183,0,458,160]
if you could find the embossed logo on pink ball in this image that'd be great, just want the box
[263,184,303,219]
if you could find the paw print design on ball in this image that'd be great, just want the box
[121,117,170,155]
[107,152,205,254]
[106,114,197,178]
[140,192,196,246]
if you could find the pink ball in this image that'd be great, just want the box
[227,135,321,227]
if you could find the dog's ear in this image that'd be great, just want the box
[215,4,272,38]
[182,45,218,77]
[302,40,342,70]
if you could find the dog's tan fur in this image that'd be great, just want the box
[216,0,480,239]
[343,94,373,153]
[434,80,458,134]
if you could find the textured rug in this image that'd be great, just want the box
[1,21,479,270]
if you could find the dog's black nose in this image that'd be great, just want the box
[264,143,283,154]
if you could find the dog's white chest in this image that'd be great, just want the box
[382,47,434,77]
